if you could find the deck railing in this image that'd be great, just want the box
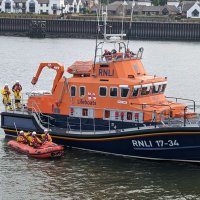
[2,94,199,134]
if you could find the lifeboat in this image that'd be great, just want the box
[67,61,93,76]
[8,140,64,158]
[2,11,200,163]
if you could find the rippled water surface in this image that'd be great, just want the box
[0,37,200,200]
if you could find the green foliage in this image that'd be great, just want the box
[151,0,167,5]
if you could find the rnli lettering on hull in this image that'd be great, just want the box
[77,99,96,105]
[99,69,114,76]
[132,139,180,149]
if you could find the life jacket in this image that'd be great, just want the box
[17,135,28,143]
[13,90,21,100]
[1,88,11,104]
[41,133,52,142]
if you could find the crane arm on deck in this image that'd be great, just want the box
[31,63,65,93]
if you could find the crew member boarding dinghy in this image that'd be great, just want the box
[1,11,200,163]
[8,140,64,158]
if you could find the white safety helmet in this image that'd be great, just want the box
[20,130,24,135]
[44,129,48,133]
[32,131,36,135]
[5,83,8,87]
[16,80,19,83]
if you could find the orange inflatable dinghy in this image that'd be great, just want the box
[8,140,64,158]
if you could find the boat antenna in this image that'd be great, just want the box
[93,3,102,73]
[127,0,134,47]
[121,0,127,38]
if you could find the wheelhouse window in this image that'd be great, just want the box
[110,87,118,97]
[80,86,85,97]
[132,85,141,97]
[141,85,151,96]
[120,87,129,98]
[99,87,107,97]
[152,84,161,94]
[70,86,76,97]
[160,84,167,93]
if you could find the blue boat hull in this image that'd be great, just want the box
[4,128,200,162]
[2,111,200,162]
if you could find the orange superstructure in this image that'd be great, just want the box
[27,54,195,124]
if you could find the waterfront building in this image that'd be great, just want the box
[0,0,88,14]
[107,0,151,15]
[186,1,200,18]
[177,1,200,17]
[64,0,87,13]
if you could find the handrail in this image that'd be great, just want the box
[166,96,196,112]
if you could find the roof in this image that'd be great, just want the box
[65,0,74,5]
[107,1,124,11]
[142,6,161,12]
[37,0,49,3]
[162,5,178,12]
[181,1,196,12]
[13,0,27,3]
[131,5,146,12]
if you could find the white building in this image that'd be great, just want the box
[187,1,200,18]
[0,0,86,14]
[64,0,87,13]
[167,0,179,7]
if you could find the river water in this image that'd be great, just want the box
[0,37,200,200]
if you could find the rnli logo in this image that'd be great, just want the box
[99,69,114,76]
[88,92,96,100]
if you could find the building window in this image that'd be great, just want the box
[52,4,57,9]
[192,9,199,17]
[46,10,48,14]
[40,3,43,7]
[40,10,43,14]
[82,108,88,117]
[29,1,35,13]
[70,86,76,97]
[80,86,85,97]
[110,87,118,97]
[22,3,26,8]
[46,3,49,6]
[5,2,11,10]
[162,8,169,15]
[120,87,129,98]
[99,87,107,97]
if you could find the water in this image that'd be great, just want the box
[0,37,200,200]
